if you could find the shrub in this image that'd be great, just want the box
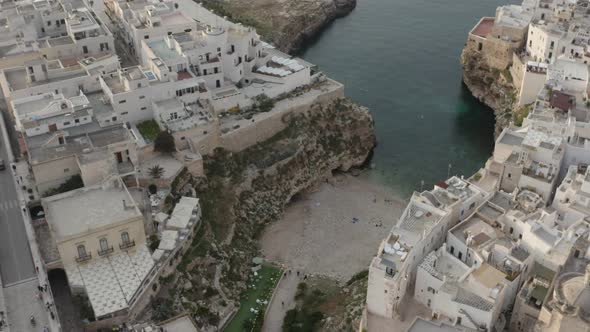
[137,120,161,141]
[154,131,176,153]
[148,184,158,195]
[149,165,165,179]
[43,175,84,197]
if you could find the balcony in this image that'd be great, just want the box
[75,253,92,263]
[98,246,114,256]
[119,240,136,250]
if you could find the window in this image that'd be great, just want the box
[144,35,149,39]
[508,173,512,178]
[63,121,71,125]
[64,168,70,173]
[139,95,145,99]
[469,202,475,209]
[119,100,126,104]
[214,67,218,74]
[450,246,455,254]
[140,107,147,110]
[121,112,128,115]
[458,252,463,260]
[519,234,523,239]
[99,238,109,251]
[60,19,65,24]
[83,46,88,54]
[75,119,80,124]
[121,232,130,243]
[510,227,514,234]
[77,245,87,257]
[47,21,51,26]
[203,69,207,75]
[216,79,220,88]
[112,116,117,121]
[548,52,553,59]
[217,47,221,52]
[41,27,45,33]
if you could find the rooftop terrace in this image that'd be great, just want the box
[44,178,141,241]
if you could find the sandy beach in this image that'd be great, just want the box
[260,173,407,281]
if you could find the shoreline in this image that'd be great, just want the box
[259,172,407,282]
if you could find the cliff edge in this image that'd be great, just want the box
[461,46,517,136]
[200,0,356,53]
[153,98,375,330]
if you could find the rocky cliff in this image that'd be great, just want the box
[153,98,375,330]
[200,0,356,53]
[461,47,517,136]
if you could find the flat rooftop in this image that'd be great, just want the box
[65,244,154,318]
[471,17,494,38]
[26,122,129,164]
[147,39,180,61]
[451,215,499,246]
[44,178,141,241]
[420,250,469,282]
[4,66,87,91]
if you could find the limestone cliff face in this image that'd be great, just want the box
[202,0,356,54]
[169,98,375,329]
[461,47,517,137]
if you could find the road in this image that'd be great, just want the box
[0,135,34,286]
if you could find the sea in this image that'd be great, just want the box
[301,0,519,197]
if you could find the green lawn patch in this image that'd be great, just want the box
[137,119,161,141]
[224,264,283,332]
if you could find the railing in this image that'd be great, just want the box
[98,246,114,256]
[119,240,136,250]
[75,253,92,263]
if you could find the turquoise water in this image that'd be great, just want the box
[302,0,518,197]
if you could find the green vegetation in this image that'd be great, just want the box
[283,282,326,332]
[513,104,532,127]
[154,130,176,153]
[149,165,164,179]
[501,68,513,84]
[148,234,160,252]
[137,119,161,141]
[346,269,369,286]
[43,174,84,197]
[199,0,272,37]
[224,265,282,332]
[473,172,482,181]
[251,94,275,113]
[151,297,175,322]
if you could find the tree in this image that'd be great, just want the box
[149,165,164,179]
[154,130,176,153]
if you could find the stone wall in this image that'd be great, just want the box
[483,38,517,70]
[220,81,344,152]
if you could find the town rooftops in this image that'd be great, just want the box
[65,244,154,318]
[550,90,576,111]
[43,177,141,241]
[167,196,199,230]
[470,17,495,38]
[406,317,472,332]
[419,249,469,282]
[25,122,130,164]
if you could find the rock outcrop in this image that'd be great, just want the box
[201,0,356,53]
[163,98,375,330]
[461,47,517,136]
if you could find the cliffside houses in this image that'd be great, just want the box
[364,1,590,330]
[0,0,344,327]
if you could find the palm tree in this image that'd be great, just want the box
[149,165,164,179]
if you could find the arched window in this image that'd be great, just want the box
[99,238,109,251]
[121,232,130,244]
[77,244,87,257]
